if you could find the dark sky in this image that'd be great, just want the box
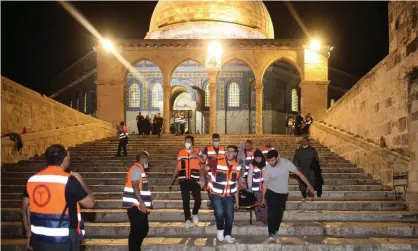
[1,1,388,94]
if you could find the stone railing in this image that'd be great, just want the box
[1,77,116,163]
[310,121,409,186]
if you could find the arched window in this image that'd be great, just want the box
[205,84,210,107]
[84,92,87,113]
[129,83,140,108]
[291,89,299,112]
[330,99,335,107]
[227,82,240,107]
[151,83,163,108]
[70,100,73,108]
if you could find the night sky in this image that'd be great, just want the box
[1,1,389,94]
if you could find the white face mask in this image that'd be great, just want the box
[213,142,220,148]
[303,145,309,149]
[185,143,192,149]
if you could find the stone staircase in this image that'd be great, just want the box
[1,135,418,250]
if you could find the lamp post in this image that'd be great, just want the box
[205,41,223,134]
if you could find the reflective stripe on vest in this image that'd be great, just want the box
[261,146,275,155]
[209,158,241,197]
[119,126,128,139]
[122,164,153,211]
[27,166,84,244]
[177,149,201,181]
[244,150,255,167]
[251,166,264,191]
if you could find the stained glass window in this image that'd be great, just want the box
[129,83,140,107]
[291,89,299,112]
[205,84,210,107]
[151,83,163,109]
[227,82,240,107]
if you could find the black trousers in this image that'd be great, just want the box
[117,138,128,155]
[30,228,79,251]
[127,207,149,251]
[266,189,288,236]
[179,179,202,221]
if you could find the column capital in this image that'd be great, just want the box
[208,70,219,82]
[255,84,264,92]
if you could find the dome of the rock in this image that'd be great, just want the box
[146,0,274,39]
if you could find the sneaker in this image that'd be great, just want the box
[192,214,199,224]
[224,235,235,244]
[185,220,192,229]
[217,230,224,241]
[301,198,306,201]
[268,237,276,244]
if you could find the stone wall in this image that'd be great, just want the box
[1,77,116,163]
[311,122,409,186]
[406,67,418,211]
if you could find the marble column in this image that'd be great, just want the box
[189,106,197,134]
[255,84,263,135]
[300,80,329,121]
[208,72,217,134]
[162,84,171,134]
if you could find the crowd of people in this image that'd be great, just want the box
[21,133,324,251]
[285,112,313,136]
[136,112,164,137]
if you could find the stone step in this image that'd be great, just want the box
[2,221,417,238]
[3,208,416,223]
[2,237,418,251]
[0,190,395,200]
[0,184,391,194]
[2,199,405,210]
[0,172,373,180]
[1,167,363,174]
[0,177,381,186]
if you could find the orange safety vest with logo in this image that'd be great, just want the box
[119,125,128,139]
[208,158,241,197]
[122,163,153,212]
[205,145,225,190]
[26,166,85,244]
[260,146,275,156]
[177,148,201,181]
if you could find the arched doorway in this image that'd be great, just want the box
[262,60,302,134]
[125,60,163,134]
[170,60,207,134]
[217,60,255,134]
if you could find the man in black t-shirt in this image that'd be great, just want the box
[21,144,95,251]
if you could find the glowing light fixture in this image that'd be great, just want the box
[309,39,321,52]
[102,39,115,52]
[205,41,223,70]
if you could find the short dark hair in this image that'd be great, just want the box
[185,135,194,144]
[45,144,68,165]
[120,121,125,126]
[136,151,149,162]
[212,133,220,139]
[227,145,238,152]
[266,149,279,159]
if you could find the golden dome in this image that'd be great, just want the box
[146,0,274,39]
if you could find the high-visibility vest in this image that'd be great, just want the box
[243,150,256,179]
[122,163,153,212]
[119,125,128,139]
[177,148,201,181]
[208,158,241,197]
[207,145,225,159]
[260,146,275,156]
[27,166,85,244]
[251,164,265,191]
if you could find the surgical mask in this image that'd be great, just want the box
[213,142,220,148]
[143,163,149,169]
[185,143,192,149]
[303,145,309,149]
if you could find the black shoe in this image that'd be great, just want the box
[124,153,128,156]
[317,191,322,198]
[115,154,121,157]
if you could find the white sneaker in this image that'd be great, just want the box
[217,230,224,241]
[192,214,199,224]
[268,237,276,244]
[224,235,235,244]
[185,220,192,229]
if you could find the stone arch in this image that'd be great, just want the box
[221,56,257,75]
[168,57,207,78]
[123,58,163,84]
[261,56,303,82]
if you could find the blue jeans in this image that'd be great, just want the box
[211,195,235,236]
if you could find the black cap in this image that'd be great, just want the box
[254,149,264,158]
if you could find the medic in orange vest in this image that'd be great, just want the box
[260,138,275,157]
[202,133,226,192]
[21,144,94,250]
[169,135,205,229]
[122,151,152,251]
